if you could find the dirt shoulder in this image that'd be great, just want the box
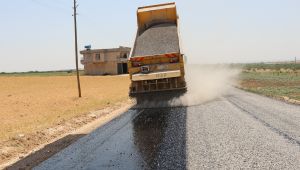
[1,100,134,169]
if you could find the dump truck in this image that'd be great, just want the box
[128,2,186,97]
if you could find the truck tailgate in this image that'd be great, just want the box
[132,70,181,81]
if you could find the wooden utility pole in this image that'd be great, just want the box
[73,0,81,97]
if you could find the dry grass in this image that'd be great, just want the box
[0,75,130,142]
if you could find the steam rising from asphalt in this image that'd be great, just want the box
[169,64,240,107]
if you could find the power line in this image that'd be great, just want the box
[30,0,70,14]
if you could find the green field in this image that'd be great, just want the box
[239,64,300,101]
[242,63,300,70]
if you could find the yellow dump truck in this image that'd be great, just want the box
[128,2,186,97]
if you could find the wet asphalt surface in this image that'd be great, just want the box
[35,88,300,170]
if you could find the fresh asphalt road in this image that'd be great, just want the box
[35,88,300,170]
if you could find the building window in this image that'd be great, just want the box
[95,53,100,60]
[122,53,127,59]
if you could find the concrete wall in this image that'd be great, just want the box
[84,62,118,75]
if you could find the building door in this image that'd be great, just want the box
[117,63,123,74]
[122,63,128,74]
[117,63,128,74]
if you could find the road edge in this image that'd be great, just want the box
[1,101,134,170]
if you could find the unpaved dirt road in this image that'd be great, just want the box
[34,88,300,169]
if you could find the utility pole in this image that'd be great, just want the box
[73,0,81,97]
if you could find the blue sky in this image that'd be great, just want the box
[0,0,300,72]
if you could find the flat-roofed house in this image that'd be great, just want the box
[80,46,131,75]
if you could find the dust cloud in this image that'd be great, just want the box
[169,64,241,107]
[134,64,240,108]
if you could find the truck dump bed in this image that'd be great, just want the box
[128,2,186,97]
[132,23,180,57]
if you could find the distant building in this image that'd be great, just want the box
[80,46,131,75]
